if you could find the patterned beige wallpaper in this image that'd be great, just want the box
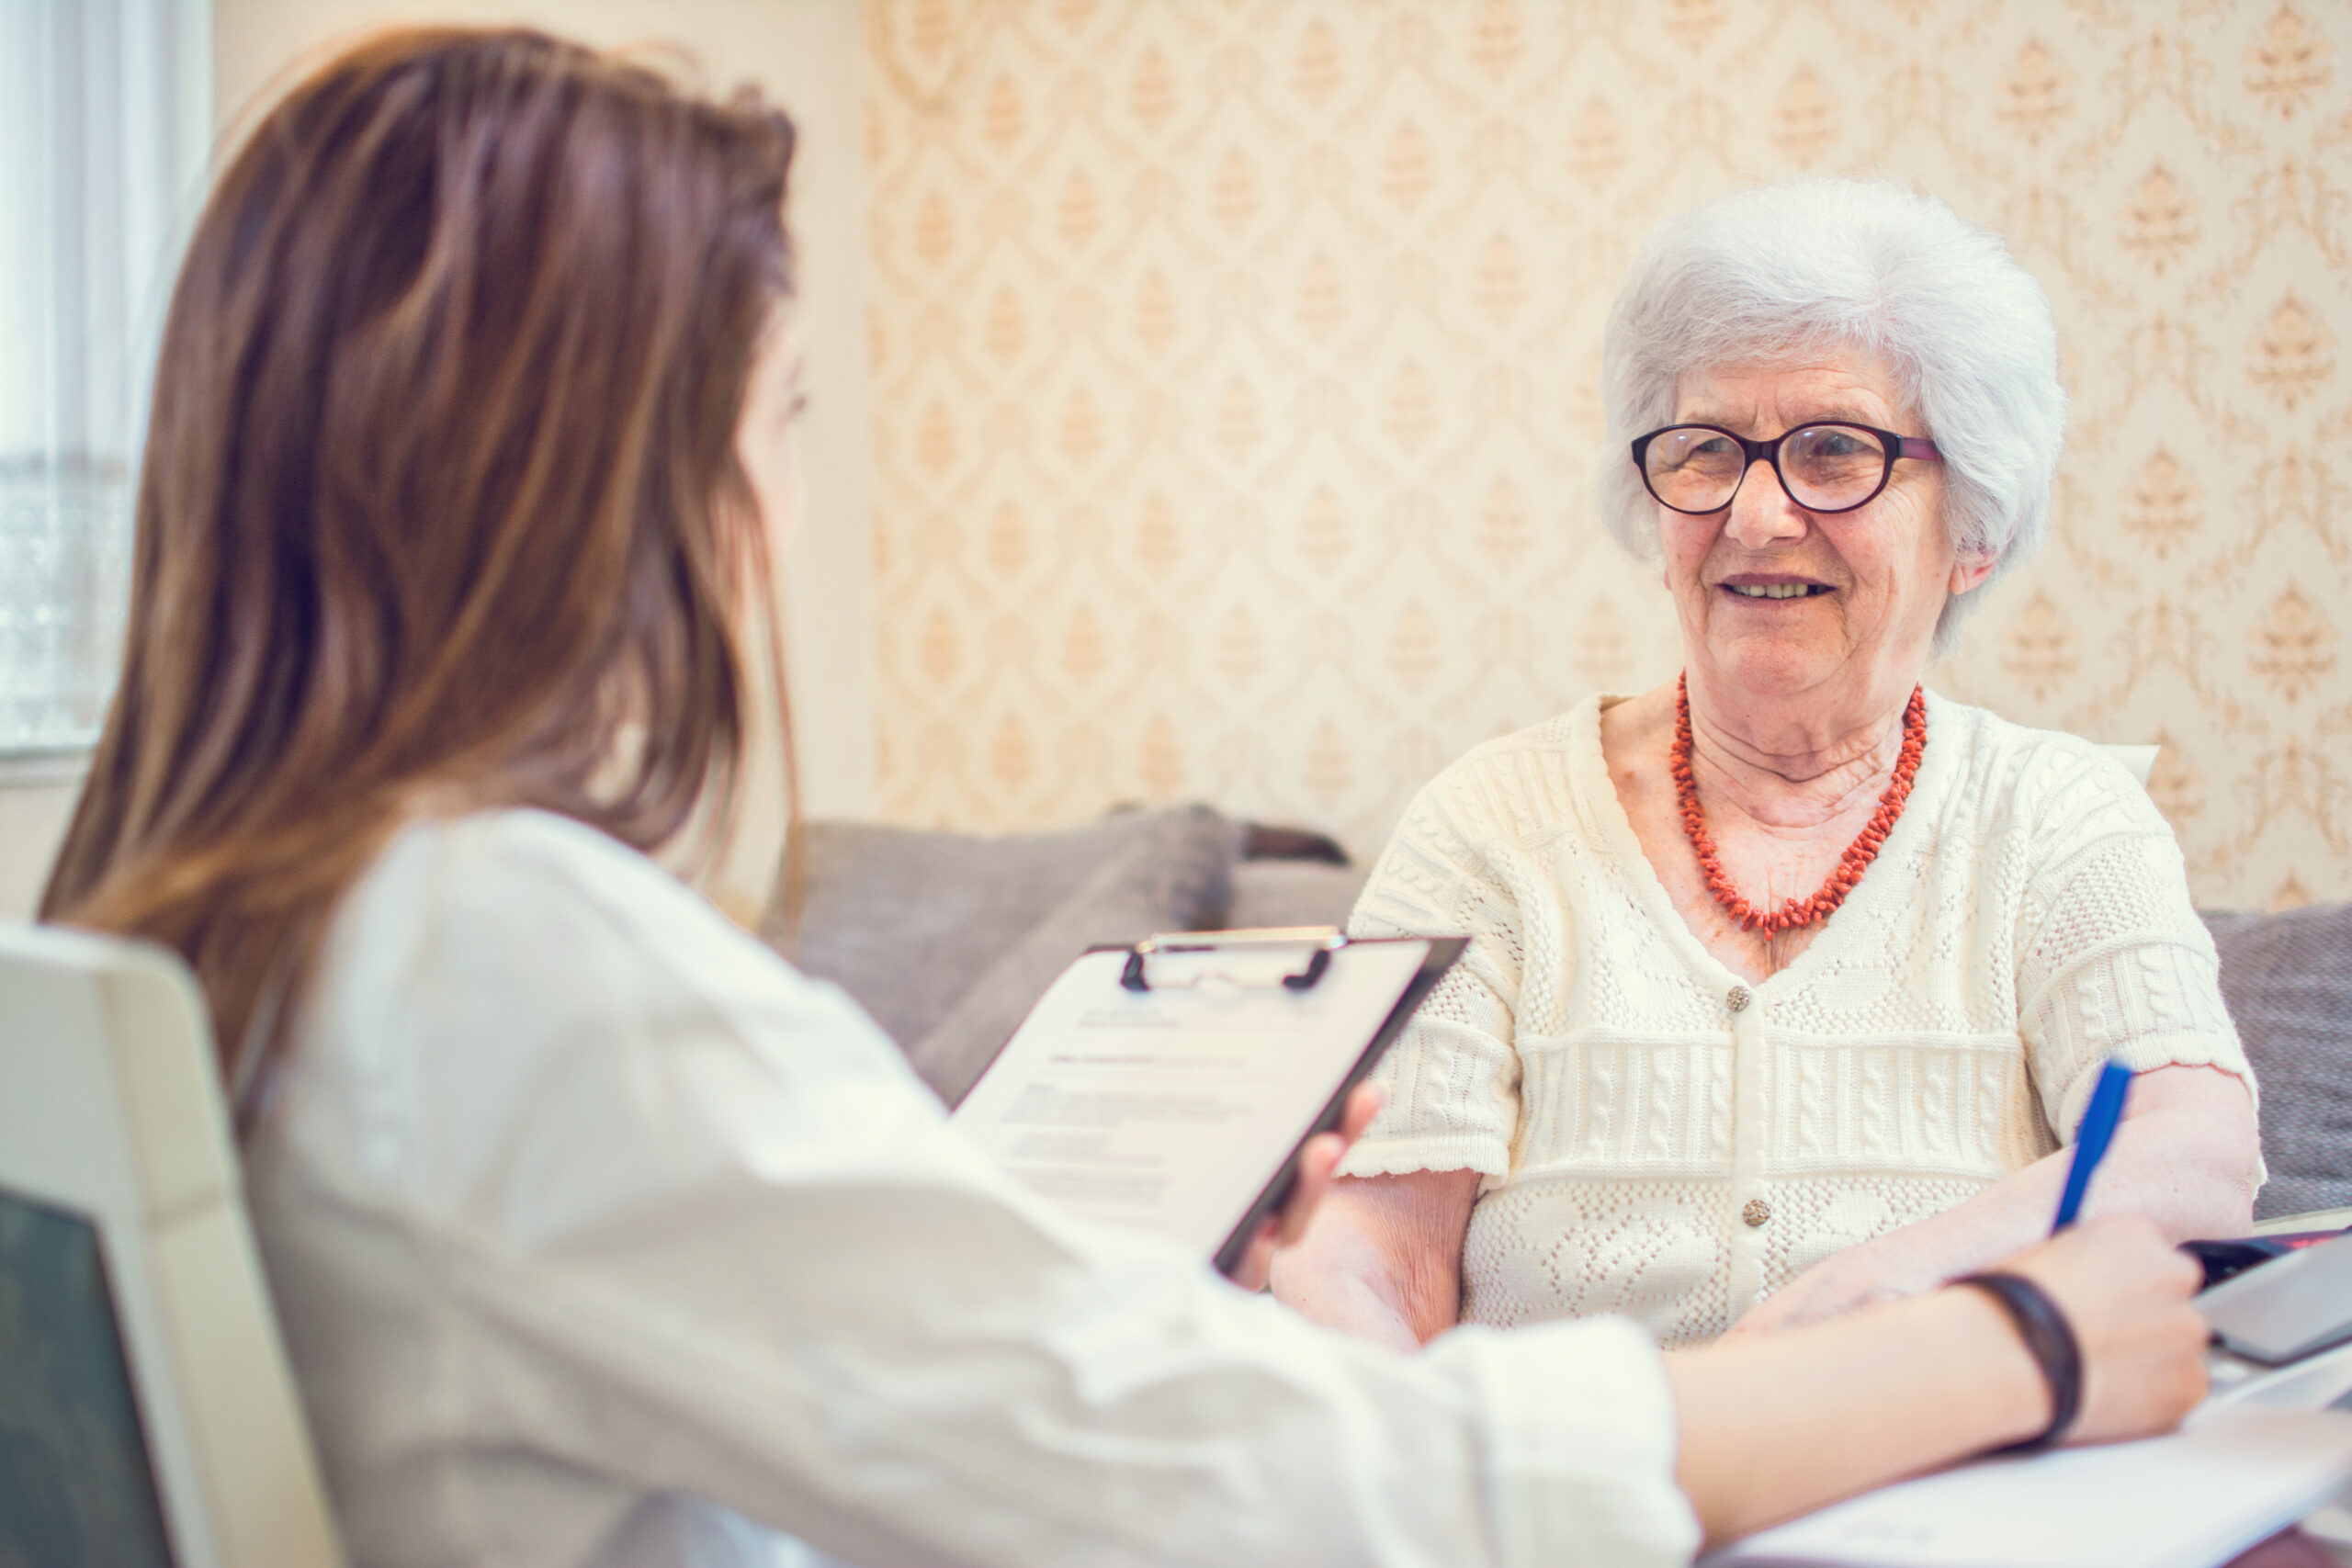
[864,0,2352,909]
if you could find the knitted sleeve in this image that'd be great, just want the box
[2012,747,2257,1144]
[1337,763,1532,1179]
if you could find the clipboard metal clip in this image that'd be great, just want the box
[1119,927,1348,994]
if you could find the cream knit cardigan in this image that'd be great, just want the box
[1339,692,2256,1348]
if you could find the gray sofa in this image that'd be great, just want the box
[779,807,2350,1224]
[2204,904,2352,1220]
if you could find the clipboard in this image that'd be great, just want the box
[948,927,1464,1278]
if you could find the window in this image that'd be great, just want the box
[0,1,209,757]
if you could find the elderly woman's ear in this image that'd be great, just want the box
[1950,548,1997,595]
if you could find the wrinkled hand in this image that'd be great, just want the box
[1228,1084,1385,1292]
[1728,1232,1949,1337]
[1994,1214,2210,1445]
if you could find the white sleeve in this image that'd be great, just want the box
[2012,752,2259,1143]
[1337,769,1533,1179]
[317,816,1698,1568]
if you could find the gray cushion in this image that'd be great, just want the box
[780,807,1236,1104]
[1227,859,1368,931]
[2203,902,2352,1221]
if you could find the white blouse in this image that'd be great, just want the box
[1339,694,2256,1348]
[244,809,1700,1568]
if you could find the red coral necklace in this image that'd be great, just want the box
[1671,673,1927,937]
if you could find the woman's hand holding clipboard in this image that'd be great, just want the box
[948,928,1463,1280]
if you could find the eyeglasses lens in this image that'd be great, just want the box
[1643,428,1747,513]
[1643,424,1892,513]
[1781,425,1889,510]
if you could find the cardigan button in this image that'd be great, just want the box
[1743,1198,1771,1227]
[1726,985,1751,1013]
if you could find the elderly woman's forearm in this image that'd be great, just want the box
[1270,1213,1422,1350]
[2093,1114,2260,1235]
[1904,1097,2255,1267]
[2079,1063,2262,1237]
[1931,1065,2257,1243]
[1272,1171,1476,1347]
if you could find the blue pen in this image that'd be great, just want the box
[2052,1057,2133,1233]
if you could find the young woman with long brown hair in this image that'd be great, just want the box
[42,28,2212,1568]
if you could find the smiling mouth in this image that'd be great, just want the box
[1723,582,1833,600]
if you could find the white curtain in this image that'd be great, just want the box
[0,0,210,754]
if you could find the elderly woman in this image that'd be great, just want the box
[1272,178,2263,1350]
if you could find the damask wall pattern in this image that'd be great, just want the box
[864,0,2352,909]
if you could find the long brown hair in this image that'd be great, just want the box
[41,28,798,1121]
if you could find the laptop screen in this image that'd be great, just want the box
[0,1182,177,1567]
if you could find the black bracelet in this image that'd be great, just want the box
[1955,1271,2083,1454]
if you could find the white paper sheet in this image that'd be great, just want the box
[1712,1405,2352,1568]
[950,942,1430,1258]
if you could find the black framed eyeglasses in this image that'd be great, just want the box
[1631,423,1943,515]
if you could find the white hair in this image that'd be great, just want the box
[1597,177,2065,650]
